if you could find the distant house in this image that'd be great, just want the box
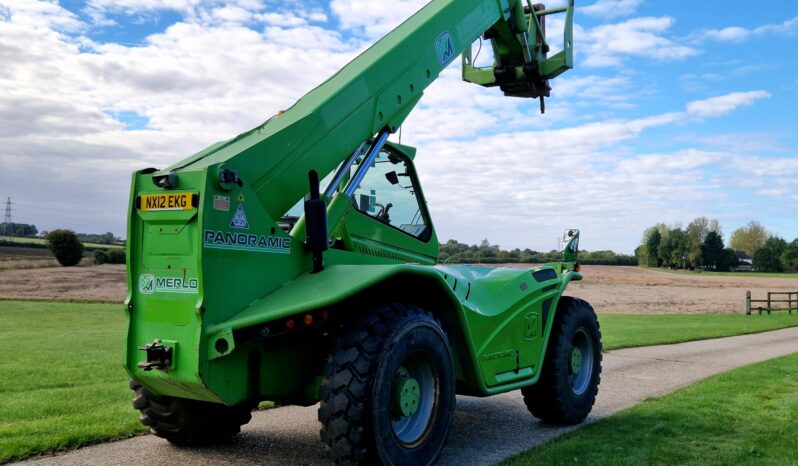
[735,250,753,270]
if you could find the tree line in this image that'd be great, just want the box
[439,239,637,265]
[637,219,798,273]
[0,222,123,245]
[73,232,122,245]
[750,236,798,273]
[0,222,38,237]
[45,230,125,267]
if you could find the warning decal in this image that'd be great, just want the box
[213,195,230,211]
[230,203,250,229]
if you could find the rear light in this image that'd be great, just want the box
[239,309,334,345]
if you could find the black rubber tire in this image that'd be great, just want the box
[318,304,455,466]
[521,296,602,425]
[130,379,254,446]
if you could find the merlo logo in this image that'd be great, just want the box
[435,31,455,65]
[139,274,155,295]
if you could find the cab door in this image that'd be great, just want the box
[341,144,439,264]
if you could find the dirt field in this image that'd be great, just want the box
[0,246,58,270]
[565,266,798,313]
[0,264,796,313]
[0,264,127,302]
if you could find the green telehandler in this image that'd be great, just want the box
[125,0,601,464]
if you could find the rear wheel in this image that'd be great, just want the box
[318,304,455,465]
[521,296,602,425]
[130,379,254,446]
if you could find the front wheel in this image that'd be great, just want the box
[318,304,455,465]
[521,296,602,425]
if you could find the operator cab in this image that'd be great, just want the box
[329,139,438,263]
[280,139,438,263]
[345,143,432,242]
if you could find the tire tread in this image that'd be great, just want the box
[130,379,254,446]
[318,304,442,465]
[522,296,602,425]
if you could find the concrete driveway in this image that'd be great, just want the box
[16,326,798,466]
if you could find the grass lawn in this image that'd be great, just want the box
[599,313,798,350]
[499,352,798,466]
[0,301,142,463]
[1,301,796,463]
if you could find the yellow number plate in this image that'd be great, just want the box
[139,193,194,212]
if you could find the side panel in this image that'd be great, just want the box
[437,265,581,395]
[207,263,484,399]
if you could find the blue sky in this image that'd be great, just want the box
[0,0,796,253]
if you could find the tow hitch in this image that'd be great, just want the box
[137,340,174,371]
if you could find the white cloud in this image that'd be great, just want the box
[581,0,644,19]
[686,91,771,118]
[678,72,724,92]
[414,125,724,251]
[255,11,308,27]
[83,0,278,26]
[703,26,749,43]
[553,73,644,108]
[581,16,699,68]
[0,0,83,32]
[679,132,790,154]
[0,1,362,234]
[86,0,205,15]
[700,16,798,43]
[412,91,778,250]
[757,188,792,197]
[731,156,798,178]
[208,5,255,23]
[330,0,427,38]
[0,1,791,251]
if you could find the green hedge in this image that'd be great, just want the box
[93,249,126,265]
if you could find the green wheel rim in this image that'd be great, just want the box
[390,351,438,446]
[393,377,421,417]
[571,346,582,374]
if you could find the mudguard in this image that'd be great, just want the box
[209,263,582,398]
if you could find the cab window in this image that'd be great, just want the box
[350,151,430,240]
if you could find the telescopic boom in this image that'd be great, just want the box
[161,0,573,220]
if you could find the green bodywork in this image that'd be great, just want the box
[125,0,579,406]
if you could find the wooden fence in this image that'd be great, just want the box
[746,291,798,315]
